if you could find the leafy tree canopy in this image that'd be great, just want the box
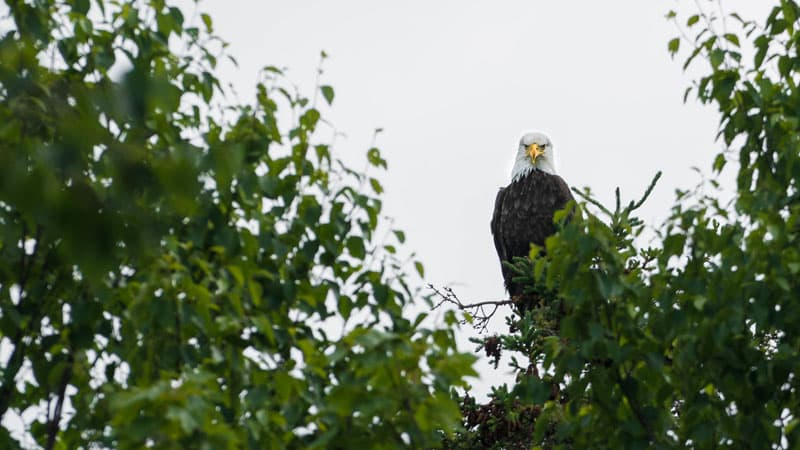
[5,1,800,449]
[0,0,476,448]
[448,2,800,449]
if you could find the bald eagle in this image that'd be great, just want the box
[491,132,573,298]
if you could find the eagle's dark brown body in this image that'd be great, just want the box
[491,169,573,297]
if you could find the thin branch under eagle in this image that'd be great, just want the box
[430,133,662,331]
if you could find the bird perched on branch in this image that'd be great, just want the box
[491,132,574,301]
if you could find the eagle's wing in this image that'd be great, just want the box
[490,186,511,289]
[491,173,573,296]
[552,174,575,223]
[490,187,508,261]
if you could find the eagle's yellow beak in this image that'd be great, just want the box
[527,143,545,163]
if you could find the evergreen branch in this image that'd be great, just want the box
[571,187,613,216]
[629,171,662,212]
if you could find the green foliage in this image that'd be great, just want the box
[450,2,800,449]
[0,1,475,448]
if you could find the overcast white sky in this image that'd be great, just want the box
[192,1,773,398]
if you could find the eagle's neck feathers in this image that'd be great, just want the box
[511,157,556,182]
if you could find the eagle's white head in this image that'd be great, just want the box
[511,132,557,181]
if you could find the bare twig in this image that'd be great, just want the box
[428,284,512,332]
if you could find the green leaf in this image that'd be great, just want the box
[514,374,552,404]
[74,0,90,15]
[367,147,387,169]
[338,295,354,320]
[663,233,686,257]
[754,35,769,68]
[320,85,335,105]
[668,38,680,55]
[393,230,406,243]
[710,48,725,68]
[248,278,262,306]
[300,108,321,130]
[369,177,383,194]
[783,3,797,23]
[168,7,184,29]
[778,55,792,77]
[228,265,245,287]
[346,236,366,259]
[723,33,740,47]
[414,261,425,278]
[201,13,213,32]
[712,153,726,172]
[315,144,330,163]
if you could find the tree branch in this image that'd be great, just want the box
[46,351,74,450]
[629,171,662,212]
[615,370,654,443]
[0,223,42,420]
[428,284,512,332]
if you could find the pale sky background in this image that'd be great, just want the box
[193,1,772,398]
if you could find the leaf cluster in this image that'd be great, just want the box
[0,1,476,448]
[453,2,800,448]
